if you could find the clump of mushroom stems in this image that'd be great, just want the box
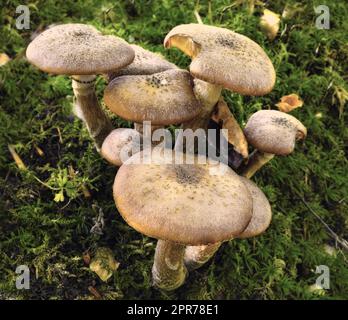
[152,240,188,290]
[72,75,113,150]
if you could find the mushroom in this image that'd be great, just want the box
[185,176,272,271]
[164,23,276,134]
[106,45,178,137]
[101,128,142,166]
[26,23,135,149]
[107,44,177,81]
[113,148,253,290]
[240,110,307,178]
[104,69,201,135]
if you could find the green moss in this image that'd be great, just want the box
[0,0,347,300]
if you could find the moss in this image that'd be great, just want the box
[0,0,347,300]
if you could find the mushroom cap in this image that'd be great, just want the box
[164,24,276,96]
[113,149,253,245]
[101,128,142,166]
[26,23,135,75]
[104,69,201,125]
[108,44,177,80]
[238,177,272,239]
[244,110,307,155]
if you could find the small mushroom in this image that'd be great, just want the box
[113,148,253,290]
[240,110,307,178]
[164,24,276,133]
[104,69,201,127]
[185,176,272,270]
[26,23,135,149]
[101,128,142,166]
[107,44,177,81]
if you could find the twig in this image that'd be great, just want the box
[194,9,203,24]
[295,191,348,252]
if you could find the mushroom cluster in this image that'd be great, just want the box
[26,23,307,291]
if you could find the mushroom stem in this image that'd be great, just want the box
[239,150,275,179]
[72,75,113,150]
[184,242,221,271]
[175,79,221,152]
[134,122,163,135]
[188,79,222,132]
[152,240,187,291]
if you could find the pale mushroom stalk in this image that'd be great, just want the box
[184,242,221,271]
[240,150,275,179]
[174,79,221,152]
[133,122,163,133]
[152,240,187,290]
[72,75,113,150]
[186,80,222,132]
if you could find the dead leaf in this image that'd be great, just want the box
[34,145,44,157]
[0,53,11,67]
[88,286,102,300]
[332,85,348,118]
[260,9,281,41]
[81,185,91,198]
[89,247,119,282]
[211,99,248,159]
[276,93,304,112]
[8,145,27,170]
[83,251,91,265]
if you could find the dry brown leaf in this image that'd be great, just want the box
[211,99,248,159]
[332,85,348,118]
[81,184,91,198]
[8,145,27,170]
[89,247,119,282]
[83,251,91,265]
[260,9,281,41]
[88,286,102,300]
[276,93,304,112]
[34,145,44,157]
[0,53,11,66]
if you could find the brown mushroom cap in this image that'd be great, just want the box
[238,177,272,239]
[113,149,253,245]
[164,24,276,95]
[244,110,307,155]
[101,128,142,166]
[104,69,201,125]
[108,44,177,80]
[26,23,135,75]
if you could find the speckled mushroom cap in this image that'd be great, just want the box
[244,110,307,155]
[26,23,135,75]
[113,148,253,245]
[104,69,201,125]
[164,24,276,96]
[238,177,272,239]
[108,44,177,80]
[101,128,142,166]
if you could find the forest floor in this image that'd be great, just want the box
[0,0,347,299]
